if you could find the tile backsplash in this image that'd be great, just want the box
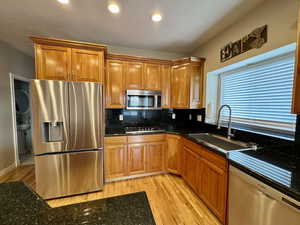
[105,108,206,129]
[105,109,300,156]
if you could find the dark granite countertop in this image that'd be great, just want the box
[228,146,300,201]
[105,127,210,137]
[0,182,156,225]
[105,127,239,157]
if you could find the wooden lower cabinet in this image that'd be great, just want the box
[105,144,127,179]
[104,136,127,179]
[128,143,147,175]
[105,135,166,179]
[146,142,165,173]
[182,138,228,225]
[200,158,228,222]
[182,146,202,191]
[165,134,181,174]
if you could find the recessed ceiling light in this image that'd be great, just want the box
[108,2,120,14]
[152,13,162,22]
[57,0,69,4]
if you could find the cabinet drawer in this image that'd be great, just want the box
[128,134,165,144]
[182,138,227,170]
[104,136,127,145]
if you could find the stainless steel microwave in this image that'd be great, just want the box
[126,90,162,110]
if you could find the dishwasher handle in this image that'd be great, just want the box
[282,198,300,211]
[257,184,300,211]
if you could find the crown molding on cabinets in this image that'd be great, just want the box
[30,36,107,53]
[107,53,173,65]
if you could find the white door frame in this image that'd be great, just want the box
[9,73,32,167]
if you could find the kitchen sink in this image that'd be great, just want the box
[188,133,258,153]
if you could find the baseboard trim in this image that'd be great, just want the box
[105,171,168,183]
[0,164,16,177]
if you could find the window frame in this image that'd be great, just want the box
[217,52,296,140]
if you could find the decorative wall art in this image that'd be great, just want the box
[220,25,268,62]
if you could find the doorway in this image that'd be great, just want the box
[10,74,33,166]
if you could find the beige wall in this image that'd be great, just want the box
[0,40,34,171]
[193,0,299,74]
[192,0,299,123]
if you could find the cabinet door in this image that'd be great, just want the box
[146,142,164,173]
[161,65,171,108]
[128,143,146,175]
[190,65,204,109]
[125,62,144,89]
[293,9,300,113]
[165,135,181,174]
[144,64,161,90]
[35,44,71,80]
[171,65,190,108]
[106,60,125,108]
[71,49,104,82]
[182,146,201,192]
[200,158,228,223]
[104,144,127,179]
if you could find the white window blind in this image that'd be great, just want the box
[220,53,296,135]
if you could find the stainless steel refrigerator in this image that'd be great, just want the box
[31,80,104,199]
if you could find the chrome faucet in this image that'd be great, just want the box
[217,104,234,139]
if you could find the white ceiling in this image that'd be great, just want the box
[0,0,265,57]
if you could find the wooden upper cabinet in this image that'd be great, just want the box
[106,60,125,108]
[35,44,71,80]
[31,36,106,83]
[292,8,300,113]
[171,58,205,109]
[171,64,190,108]
[125,62,144,89]
[71,49,104,82]
[190,64,204,109]
[165,134,181,175]
[161,65,171,108]
[144,64,161,90]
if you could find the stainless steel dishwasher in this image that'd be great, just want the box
[228,166,300,225]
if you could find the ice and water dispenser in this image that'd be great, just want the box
[42,122,64,142]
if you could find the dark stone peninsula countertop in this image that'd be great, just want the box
[0,182,156,225]
[229,146,300,202]
[105,126,300,202]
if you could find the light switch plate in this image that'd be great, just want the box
[119,114,124,121]
[172,113,176,119]
[197,115,202,122]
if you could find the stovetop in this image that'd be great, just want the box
[125,126,165,134]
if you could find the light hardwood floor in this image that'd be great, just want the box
[0,165,221,225]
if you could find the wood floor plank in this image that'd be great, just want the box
[0,165,221,225]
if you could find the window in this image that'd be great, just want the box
[219,53,297,138]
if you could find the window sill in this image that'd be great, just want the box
[217,122,295,141]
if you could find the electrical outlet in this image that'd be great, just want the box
[172,113,176,119]
[119,114,124,121]
[197,115,202,122]
[189,114,192,120]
